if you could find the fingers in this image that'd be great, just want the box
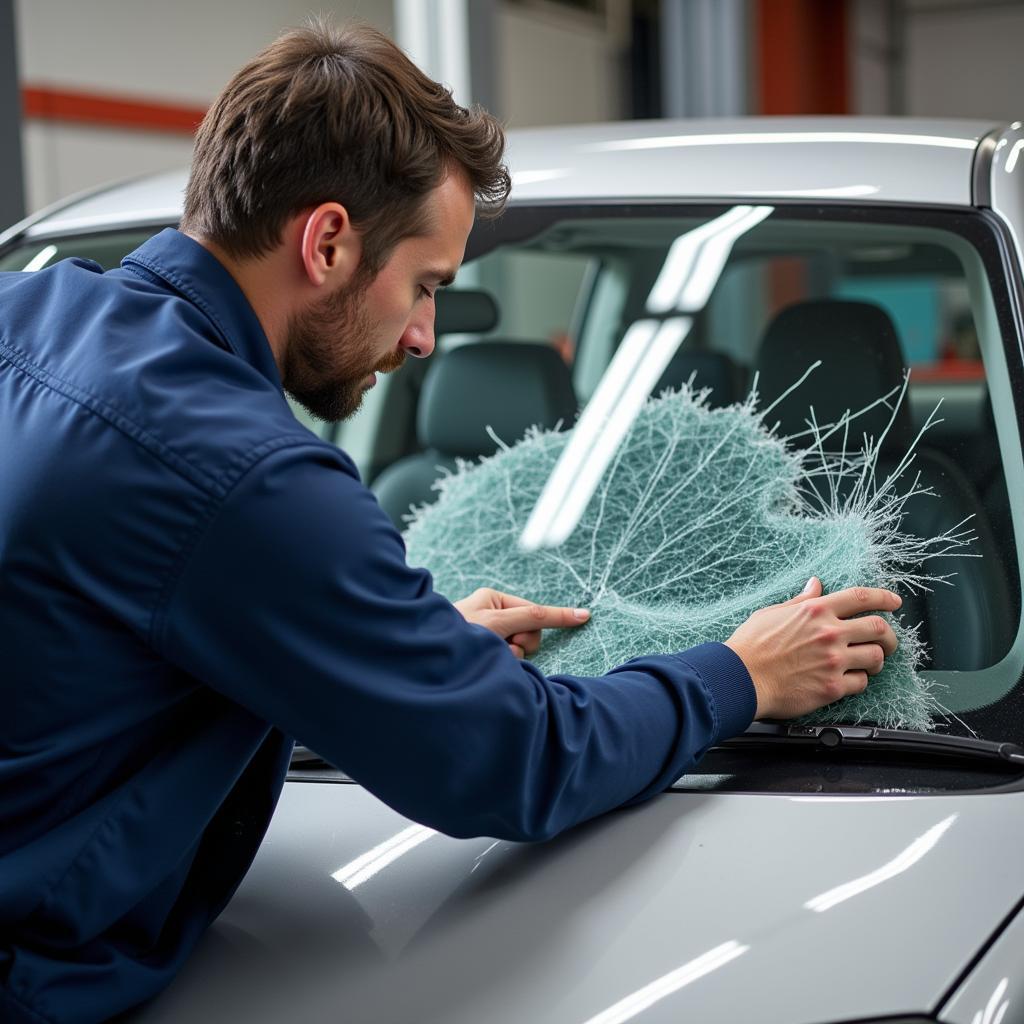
[509,631,541,657]
[488,603,590,635]
[822,586,902,619]
[841,614,898,656]
[778,576,822,607]
[842,670,870,694]
[844,643,886,676]
[508,643,526,660]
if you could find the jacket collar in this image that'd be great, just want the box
[122,228,283,392]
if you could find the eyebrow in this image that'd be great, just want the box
[426,268,457,288]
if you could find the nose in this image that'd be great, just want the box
[399,301,436,359]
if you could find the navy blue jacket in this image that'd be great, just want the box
[0,229,756,1023]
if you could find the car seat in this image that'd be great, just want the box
[654,349,745,408]
[372,340,578,527]
[754,299,1014,671]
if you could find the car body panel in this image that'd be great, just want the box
[987,122,1024,286]
[504,117,1000,208]
[129,780,1024,1024]
[941,902,1024,1024]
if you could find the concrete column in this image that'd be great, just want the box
[394,0,499,112]
[660,0,750,118]
[0,0,25,226]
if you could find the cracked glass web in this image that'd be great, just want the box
[403,376,972,731]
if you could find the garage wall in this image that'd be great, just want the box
[497,0,629,128]
[853,0,1024,121]
[13,0,629,215]
[14,0,394,213]
[904,1,1024,121]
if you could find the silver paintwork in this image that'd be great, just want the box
[987,121,1024,296]
[18,169,188,242]
[506,117,1000,207]
[941,905,1024,1024]
[129,781,1024,1024]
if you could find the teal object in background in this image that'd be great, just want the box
[837,278,940,365]
[405,382,970,731]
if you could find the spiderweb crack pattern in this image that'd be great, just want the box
[403,376,973,731]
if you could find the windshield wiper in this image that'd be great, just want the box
[721,722,1024,767]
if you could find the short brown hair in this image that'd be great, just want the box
[181,20,510,271]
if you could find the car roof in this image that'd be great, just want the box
[505,116,1001,207]
[7,116,1005,244]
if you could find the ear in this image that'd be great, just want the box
[299,202,362,289]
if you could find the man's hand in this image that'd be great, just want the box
[454,588,590,659]
[724,577,901,720]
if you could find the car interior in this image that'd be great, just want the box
[341,210,1022,687]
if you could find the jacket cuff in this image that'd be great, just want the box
[672,642,756,742]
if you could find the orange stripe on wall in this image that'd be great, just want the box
[22,86,207,135]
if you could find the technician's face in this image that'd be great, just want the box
[283,171,476,422]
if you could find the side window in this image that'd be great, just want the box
[472,248,595,359]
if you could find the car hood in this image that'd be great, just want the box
[131,778,1024,1024]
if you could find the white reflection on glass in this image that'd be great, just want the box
[579,941,749,1024]
[804,814,956,913]
[520,206,771,552]
[971,976,1009,1024]
[1005,140,1024,175]
[647,206,757,313]
[21,245,58,272]
[586,132,977,153]
[511,168,570,187]
[520,316,691,551]
[331,824,436,891]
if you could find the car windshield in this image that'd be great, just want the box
[3,205,1021,750]
[346,204,1023,746]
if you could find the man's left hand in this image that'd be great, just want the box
[454,588,590,659]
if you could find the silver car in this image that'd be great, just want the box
[3,117,1024,1024]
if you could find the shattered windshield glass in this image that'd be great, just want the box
[391,206,1023,743]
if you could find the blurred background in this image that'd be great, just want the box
[1,0,1022,227]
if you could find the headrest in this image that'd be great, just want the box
[434,289,499,335]
[754,300,913,452]
[655,350,742,408]
[419,340,577,457]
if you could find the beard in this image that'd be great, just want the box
[282,277,406,423]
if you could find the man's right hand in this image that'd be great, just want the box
[724,577,901,720]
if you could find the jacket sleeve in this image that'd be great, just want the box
[155,443,756,842]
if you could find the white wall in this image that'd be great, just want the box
[905,1,1024,121]
[15,0,394,212]
[853,0,1024,121]
[497,0,629,129]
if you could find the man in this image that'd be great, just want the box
[0,22,900,1024]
